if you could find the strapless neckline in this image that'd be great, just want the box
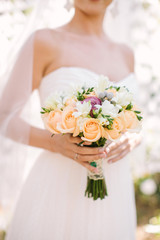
[41,66,134,85]
[38,66,137,106]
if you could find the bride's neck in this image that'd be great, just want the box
[67,8,105,37]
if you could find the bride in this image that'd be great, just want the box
[1,0,141,239]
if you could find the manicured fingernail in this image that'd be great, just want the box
[106,147,110,153]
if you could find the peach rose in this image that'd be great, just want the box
[65,97,76,107]
[106,88,117,97]
[104,117,125,140]
[57,106,77,133]
[81,118,102,142]
[73,124,80,137]
[117,111,127,130]
[44,110,62,134]
[124,110,139,129]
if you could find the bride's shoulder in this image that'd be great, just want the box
[32,28,61,64]
[33,28,62,48]
[31,28,61,89]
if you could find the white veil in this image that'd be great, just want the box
[0,0,75,228]
[0,0,132,228]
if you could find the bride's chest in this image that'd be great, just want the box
[45,39,129,82]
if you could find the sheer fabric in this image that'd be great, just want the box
[0,33,35,219]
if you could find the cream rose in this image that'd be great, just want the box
[81,118,102,142]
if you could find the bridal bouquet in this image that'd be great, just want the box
[40,75,143,200]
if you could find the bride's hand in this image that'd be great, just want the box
[49,133,107,173]
[105,133,142,164]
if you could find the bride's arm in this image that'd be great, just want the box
[0,30,106,174]
[31,30,107,172]
[0,31,47,143]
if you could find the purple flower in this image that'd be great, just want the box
[82,96,102,117]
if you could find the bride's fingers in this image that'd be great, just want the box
[106,141,130,158]
[68,134,92,145]
[105,139,112,146]
[78,161,99,173]
[64,149,106,163]
[67,134,82,144]
[65,150,98,173]
[72,144,105,155]
[107,147,130,164]
[105,138,129,154]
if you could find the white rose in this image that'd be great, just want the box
[69,82,85,97]
[112,87,133,107]
[101,100,119,118]
[97,115,109,125]
[95,75,110,94]
[45,92,65,109]
[72,101,92,118]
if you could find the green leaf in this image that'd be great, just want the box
[86,87,94,94]
[90,162,97,167]
[78,141,85,146]
[101,114,110,118]
[87,137,107,148]
[41,107,50,113]
[77,91,85,101]
[97,137,107,146]
[134,110,141,114]
[92,109,98,118]
[126,102,133,110]
[107,125,113,130]
[78,132,84,137]
[99,108,102,114]
[116,87,120,91]
[136,115,143,121]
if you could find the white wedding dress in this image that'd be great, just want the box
[6,67,138,240]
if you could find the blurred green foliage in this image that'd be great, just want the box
[134,173,160,225]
